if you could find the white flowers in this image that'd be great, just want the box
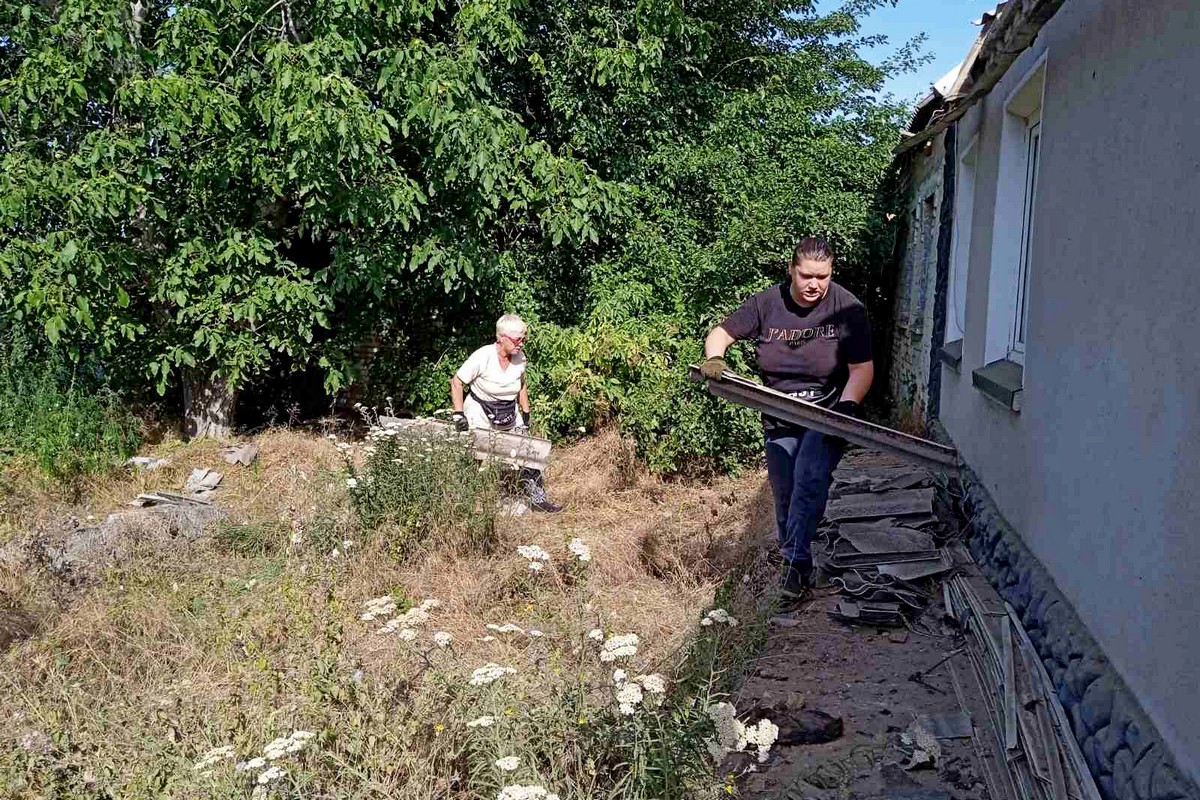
[433,631,453,648]
[568,538,591,563]
[262,730,316,760]
[517,544,551,571]
[236,756,268,772]
[487,623,525,635]
[192,745,234,771]
[743,718,780,762]
[397,628,418,642]
[375,598,440,635]
[466,716,496,728]
[612,672,666,714]
[257,765,287,784]
[706,703,778,763]
[361,595,397,621]
[494,755,521,771]
[469,663,517,686]
[635,673,667,695]
[497,785,561,800]
[598,633,638,662]
[615,682,644,715]
[587,628,605,643]
[701,608,739,627]
[345,477,358,489]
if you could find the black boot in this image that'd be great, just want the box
[780,560,812,600]
[522,469,563,513]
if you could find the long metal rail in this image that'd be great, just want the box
[688,365,960,473]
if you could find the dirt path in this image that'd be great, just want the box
[734,449,991,800]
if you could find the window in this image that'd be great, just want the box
[1011,118,1041,360]
[946,136,977,343]
[981,55,1046,370]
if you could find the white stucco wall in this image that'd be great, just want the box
[939,0,1200,780]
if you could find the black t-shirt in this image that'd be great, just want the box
[720,281,873,395]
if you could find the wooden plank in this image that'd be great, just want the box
[826,488,935,521]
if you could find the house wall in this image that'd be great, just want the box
[888,134,945,423]
[939,0,1200,784]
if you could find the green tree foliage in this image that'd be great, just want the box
[1,0,915,470]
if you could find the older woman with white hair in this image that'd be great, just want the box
[450,314,562,513]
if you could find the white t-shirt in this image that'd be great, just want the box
[455,344,525,402]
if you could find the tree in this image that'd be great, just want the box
[2,0,917,462]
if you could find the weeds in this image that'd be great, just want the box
[0,331,139,486]
[344,421,501,559]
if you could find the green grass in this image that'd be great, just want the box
[0,332,140,486]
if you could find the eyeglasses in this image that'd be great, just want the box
[502,334,526,346]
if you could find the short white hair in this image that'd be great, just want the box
[496,314,527,338]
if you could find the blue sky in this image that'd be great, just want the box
[817,0,990,108]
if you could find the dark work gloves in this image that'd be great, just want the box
[452,412,469,432]
[832,399,860,418]
[699,357,729,380]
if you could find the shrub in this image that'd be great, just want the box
[344,421,501,558]
[0,330,139,485]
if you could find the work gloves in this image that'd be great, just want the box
[452,412,469,432]
[515,411,530,434]
[832,399,860,418]
[699,356,729,380]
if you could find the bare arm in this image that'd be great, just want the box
[704,326,737,359]
[840,361,874,404]
[450,375,466,413]
[518,382,530,416]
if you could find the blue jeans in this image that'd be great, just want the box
[764,426,844,566]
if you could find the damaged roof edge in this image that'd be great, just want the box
[896,0,1068,154]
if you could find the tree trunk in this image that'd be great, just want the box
[183,372,237,440]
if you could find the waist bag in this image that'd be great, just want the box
[469,390,518,429]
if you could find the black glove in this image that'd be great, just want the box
[452,412,469,432]
[832,399,860,418]
[515,410,530,432]
[699,356,728,380]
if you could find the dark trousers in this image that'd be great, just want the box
[764,426,844,566]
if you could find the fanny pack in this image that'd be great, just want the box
[469,390,518,429]
[787,387,838,407]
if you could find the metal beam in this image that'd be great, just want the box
[689,366,960,473]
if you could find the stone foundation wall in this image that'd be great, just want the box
[958,465,1199,800]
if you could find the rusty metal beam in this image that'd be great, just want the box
[689,366,960,473]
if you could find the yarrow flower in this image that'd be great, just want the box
[257,765,287,785]
[517,544,551,571]
[599,633,639,662]
[587,628,605,643]
[701,608,739,627]
[497,785,561,800]
[466,716,495,728]
[612,669,627,684]
[192,745,235,771]
[743,718,780,763]
[568,538,592,563]
[494,756,521,772]
[378,599,440,634]
[433,631,453,648]
[345,477,358,489]
[705,703,778,763]
[361,595,397,621]
[615,682,644,715]
[634,673,667,695]
[397,628,418,642]
[487,623,525,635]
[469,663,517,686]
[262,730,316,760]
[236,757,267,772]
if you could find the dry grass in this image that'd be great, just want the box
[0,425,778,799]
